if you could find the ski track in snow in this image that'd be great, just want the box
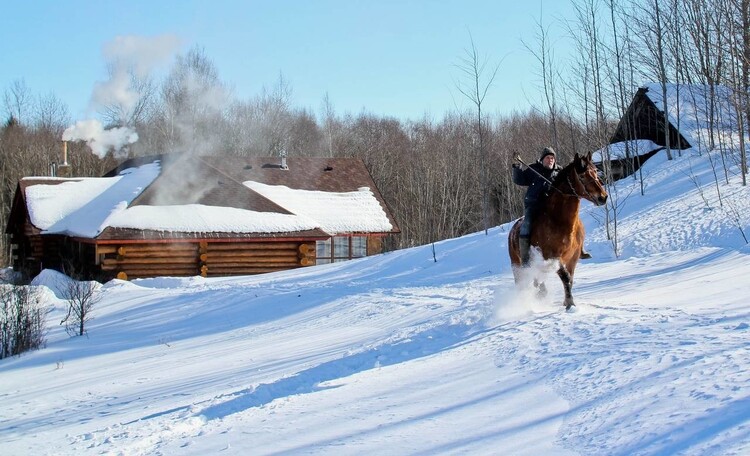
[63,275,502,455]
[57,250,750,456]
[2,150,750,455]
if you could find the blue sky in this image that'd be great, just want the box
[1,1,576,122]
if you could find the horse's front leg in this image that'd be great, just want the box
[556,263,575,310]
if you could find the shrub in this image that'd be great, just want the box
[0,285,48,359]
[60,278,101,337]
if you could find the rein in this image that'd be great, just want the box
[515,155,596,201]
[564,169,598,202]
[515,155,566,196]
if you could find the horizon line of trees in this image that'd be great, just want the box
[1,0,748,269]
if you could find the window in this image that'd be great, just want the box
[333,237,350,258]
[315,236,368,264]
[352,237,367,258]
[316,238,332,264]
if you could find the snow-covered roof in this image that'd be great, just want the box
[25,163,162,238]
[592,139,662,163]
[244,182,393,234]
[641,82,742,152]
[21,156,396,239]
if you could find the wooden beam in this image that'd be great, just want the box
[116,250,198,260]
[206,266,300,275]
[206,242,300,251]
[203,250,297,259]
[118,244,197,255]
[96,245,119,255]
[102,257,198,266]
[119,271,197,279]
[205,260,300,268]
[102,263,199,272]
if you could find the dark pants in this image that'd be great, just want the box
[520,204,535,238]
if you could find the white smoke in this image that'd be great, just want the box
[91,69,138,117]
[103,35,182,76]
[91,34,181,114]
[65,34,181,158]
[62,120,138,158]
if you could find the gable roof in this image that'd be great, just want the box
[595,83,745,180]
[15,155,399,241]
[610,85,692,152]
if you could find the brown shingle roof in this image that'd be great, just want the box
[129,155,291,214]
[111,155,400,234]
[199,156,400,232]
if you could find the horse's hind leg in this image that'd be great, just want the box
[556,265,575,310]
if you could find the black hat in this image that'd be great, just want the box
[540,147,556,160]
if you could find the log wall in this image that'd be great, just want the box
[97,240,317,280]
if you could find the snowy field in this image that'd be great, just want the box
[1,149,749,455]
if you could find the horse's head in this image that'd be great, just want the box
[566,152,608,206]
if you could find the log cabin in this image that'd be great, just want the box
[594,82,744,181]
[595,83,693,181]
[6,154,399,280]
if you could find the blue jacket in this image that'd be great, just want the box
[512,161,561,206]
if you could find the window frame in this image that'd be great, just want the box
[315,235,368,264]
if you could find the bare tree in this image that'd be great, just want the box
[99,64,159,129]
[454,32,500,235]
[60,276,101,337]
[34,92,70,132]
[157,46,229,155]
[568,0,620,250]
[742,0,750,181]
[631,0,674,160]
[727,0,750,183]
[522,13,561,149]
[2,79,32,124]
[320,92,339,157]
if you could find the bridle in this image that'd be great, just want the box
[563,163,601,202]
[518,155,602,201]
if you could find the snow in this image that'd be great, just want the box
[23,160,393,238]
[6,87,750,455]
[592,139,661,162]
[2,146,749,455]
[107,204,319,234]
[244,181,393,234]
[643,83,744,154]
[25,163,161,237]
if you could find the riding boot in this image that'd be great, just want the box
[519,237,531,267]
[580,246,592,260]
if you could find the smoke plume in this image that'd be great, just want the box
[91,34,181,115]
[65,35,182,157]
[62,120,138,158]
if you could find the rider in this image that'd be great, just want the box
[512,147,592,266]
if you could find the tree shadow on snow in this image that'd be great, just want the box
[196,321,477,421]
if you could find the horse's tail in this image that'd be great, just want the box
[508,218,523,267]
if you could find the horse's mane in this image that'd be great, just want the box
[551,160,578,188]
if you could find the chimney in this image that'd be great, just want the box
[280,149,288,170]
[57,141,72,178]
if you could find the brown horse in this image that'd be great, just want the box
[508,152,608,310]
